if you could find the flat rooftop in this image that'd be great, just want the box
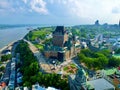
[87,78,115,90]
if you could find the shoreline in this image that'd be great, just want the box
[0,41,17,54]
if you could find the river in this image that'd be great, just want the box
[0,27,35,49]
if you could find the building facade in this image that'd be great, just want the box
[44,26,80,61]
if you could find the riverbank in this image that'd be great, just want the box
[0,41,17,55]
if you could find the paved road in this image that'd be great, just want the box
[0,41,19,86]
[1,61,11,84]
[23,39,38,53]
[24,39,48,64]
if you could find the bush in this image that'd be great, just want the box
[0,66,5,72]
[1,54,12,62]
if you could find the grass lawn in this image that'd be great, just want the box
[70,63,76,68]
[63,63,77,74]
[32,30,51,40]
[27,27,52,41]
[34,44,44,51]
[32,30,50,36]
[63,67,69,71]
[103,68,117,75]
[113,54,120,58]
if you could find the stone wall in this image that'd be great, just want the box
[44,51,58,58]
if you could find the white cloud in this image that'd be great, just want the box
[0,0,48,15]
[0,0,120,24]
[0,1,11,9]
[22,0,27,4]
[49,0,54,4]
[47,0,120,23]
[30,0,48,14]
[112,5,120,14]
[0,1,16,14]
[21,0,49,14]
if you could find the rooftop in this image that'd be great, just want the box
[53,26,65,35]
[85,78,115,90]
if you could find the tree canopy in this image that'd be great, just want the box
[15,40,69,90]
[78,49,109,70]
[1,54,12,62]
[78,49,120,69]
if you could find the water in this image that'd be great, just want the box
[0,27,29,49]
[0,24,55,49]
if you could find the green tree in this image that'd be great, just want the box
[1,54,12,62]
[98,49,111,57]
[97,55,108,69]
[115,48,120,54]
[16,40,69,89]
[0,66,5,72]
[108,57,120,67]
[78,49,109,69]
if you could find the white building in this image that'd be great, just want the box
[32,83,58,90]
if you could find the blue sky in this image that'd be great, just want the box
[0,0,120,25]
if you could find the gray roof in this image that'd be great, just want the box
[87,78,115,90]
[53,26,65,35]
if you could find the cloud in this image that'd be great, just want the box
[0,0,48,15]
[22,0,27,4]
[46,0,120,23]
[21,0,49,14]
[29,0,48,14]
[0,0,16,14]
[0,0,120,24]
[112,6,120,14]
[0,1,9,9]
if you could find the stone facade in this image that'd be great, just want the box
[52,26,68,47]
[44,51,58,58]
[44,26,80,61]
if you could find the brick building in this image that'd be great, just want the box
[44,26,80,62]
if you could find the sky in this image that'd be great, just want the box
[0,0,120,25]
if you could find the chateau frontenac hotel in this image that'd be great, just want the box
[44,26,80,62]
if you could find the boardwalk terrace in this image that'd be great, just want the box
[44,26,80,62]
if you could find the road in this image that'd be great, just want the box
[0,41,18,84]
[23,39,52,72]
[1,61,11,84]
[23,39,46,64]
[24,39,79,74]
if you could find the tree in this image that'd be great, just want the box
[115,48,120,54]
[108,57,120,67]
[78,49,109,69]
[0,73,2,79]
[97,55,108,69]
[0,66,5,72]
[1,54,12,62]
[98,49,111,57]
[16,40,69,89]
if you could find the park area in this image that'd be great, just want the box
[63,63,78,74]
